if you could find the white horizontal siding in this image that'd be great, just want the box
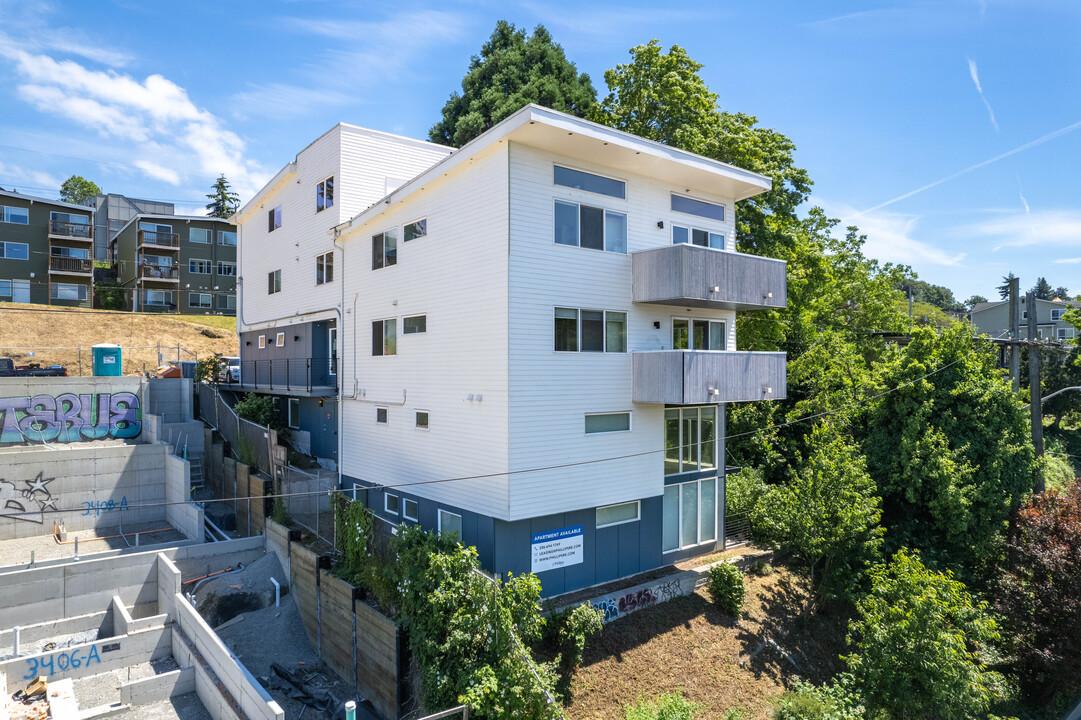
[506,141,739,520]
[338,126,453,219]
[338,143,511,518]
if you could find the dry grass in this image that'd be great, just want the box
[0,303,238,375]
[567,564,849,720]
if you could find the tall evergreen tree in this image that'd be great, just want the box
[1030,276,1053,300]
[998,272,1017,300]
[205,174,240,218]
[429,21,596,148]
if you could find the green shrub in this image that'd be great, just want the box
[707,562,745,617]
[1037,452,1076,493]
[194,353,223,383]
[749,559,774,576]
[543,604,604,701]
[233,393,277,428]
[726,466,767,517]
[773,677,863,719]
[625,690,699,720]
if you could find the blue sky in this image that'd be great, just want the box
[0,0,1078,301]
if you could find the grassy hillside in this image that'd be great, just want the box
[0,303,238,376]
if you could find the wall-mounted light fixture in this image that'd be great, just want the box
[653,321,661,329]
[657,221,664,229]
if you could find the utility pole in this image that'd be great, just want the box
[1027,291,1044,492]
[1009,277,1020,392]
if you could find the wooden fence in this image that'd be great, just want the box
[266,519,402,719]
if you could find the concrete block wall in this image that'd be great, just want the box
[0,444,169,540]
[121,666,196,706]
[165,454,203,540]
[147,378,193,423]
[111,595,167,636]
[0,376,148,446]
[0,611,112,661]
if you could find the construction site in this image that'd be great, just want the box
[0,373,387,720]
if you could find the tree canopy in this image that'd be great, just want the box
[205,174,240,218]
[898,278,963,313]
[997,272,1017,300]
[429,21,596,148]
[59,175,100,204]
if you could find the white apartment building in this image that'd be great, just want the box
[236,105,787,596]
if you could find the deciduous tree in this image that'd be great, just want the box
[59,175,100,204]
[429,21,596,148]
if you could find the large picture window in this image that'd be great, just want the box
[662,477,717,552]
[664,406,717,475]
[554,200,626,253]
[554,307,626,352]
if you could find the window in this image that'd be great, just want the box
[662,477,717,552]
[554,308,626,352]
[372,319,396,356]
[403,315,426,334]
[218,230,237,246]
[0,280,10,299]
[403,219,427,242]
[190,228,211,244]
[316,176,334,212]
[1059,327,1075,340]
[597,501,640,528]
[2,206,29,224]
[372,229,397,269]
[268,206,282,232]
[217,261,237,276]
[671,194,725,222]
[188,293,212,308]
[438,509,462,538]
[144,290,170,306]
[664,406,717,475]
[276,332,285,346]
[316,251,334,285]
[258,335,266,349]
[139,221,172,233]
[145,254,173,267]
[672,318,726,351]
[51,246,89,259]
[1022,311,1028,320]
[415,410,429,430]
[51,211,89,225]
[218,295,236,310]
[585,412,631,434]
[0,242,29,260]
[554,165,626,199]
[189,259,211,274]
[554,201,627,253]
[268,269,281,294]
[288,398,300,429]
[403,498,419,522]
[385,493,399,515]
[1051,308,1063,321]
[376,407,388,424]
[672,225,725,249]
[51,283,87,301]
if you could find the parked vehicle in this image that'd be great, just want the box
[222,356,240,383]
[0,358,68,377]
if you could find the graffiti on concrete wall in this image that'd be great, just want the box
[0,392,141,444]
[589,576,685,624]
[0,472,57,524]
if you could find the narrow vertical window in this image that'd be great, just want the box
[580,310,604,352]
[554,308,579,351]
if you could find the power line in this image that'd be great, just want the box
[0,357,969,520]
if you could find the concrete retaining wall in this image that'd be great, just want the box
[266,519,400,719]
[147,378,192,424]
[0,376,148,447]
[0,611,112,661]
[121,666,196,705]
[0,444,169,540]
[165,454,203,540]
[0,537,266,629]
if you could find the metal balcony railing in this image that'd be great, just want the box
[49,220,92,239]
[238,358,338,392]
[49,256,93,273]
[138,229,180,247]
[140,264,179,280]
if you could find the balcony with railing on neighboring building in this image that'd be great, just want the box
[48,220,93,241]
[632,244,787,311]
[139,263,179,281]
[233,358,338,396]
[138,229,180,249]
[48,256,93,275]
[632,350,787,405]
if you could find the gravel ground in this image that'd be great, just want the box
[193,552,286,611]
[217,593,359,718]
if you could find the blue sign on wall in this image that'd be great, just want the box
[531,525,584,573]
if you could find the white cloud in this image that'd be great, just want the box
[953,208,1081,251]
[1054,257,1081,264]
[967,57,999,132]
[1,47,269,199]
[0,160,61,191]
[0,1,134,67]
[826,202,965,267]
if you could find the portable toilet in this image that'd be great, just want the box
[92,343,122,376]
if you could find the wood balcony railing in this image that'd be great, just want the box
[49,256,93,273]
[138,229,180,247]
[49,220,93,239]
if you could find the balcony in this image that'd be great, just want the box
[235,358,337,396]
[138,229,180,249]
[49,220,93,241]
[49,256,93,274]
[632,350,787,404]
[140,264,179,281]
[632,244,787,311]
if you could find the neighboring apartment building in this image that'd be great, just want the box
[230,122,455,463]
[235,106,787,595]
[85,193,174,262]
[970,297,1078,342]
[111,214,237,314]
[0,188,94,308]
